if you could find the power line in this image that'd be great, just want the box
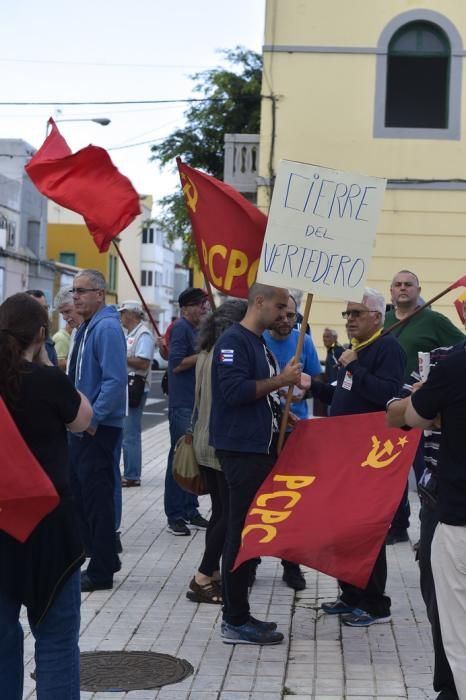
[107,138,165,151]
[0,57,210,69]
[0,96,260,107]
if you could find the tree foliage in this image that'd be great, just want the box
[151,47,262,263]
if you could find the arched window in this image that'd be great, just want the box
[386,22,450,128]
[374,10,463,139]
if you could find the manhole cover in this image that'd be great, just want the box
[79,650,193,692]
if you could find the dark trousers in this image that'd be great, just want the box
[198,467,228,577]
[390,437,425,534]
[217,449,276,626]
[339,545,391,617]
[419,502,458,698]
[69,426,121,585]
[164,407,200,522]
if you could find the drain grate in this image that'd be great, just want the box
[79,650,194,692]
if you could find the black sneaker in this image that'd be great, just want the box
[282,566,306,591]
[321,598,357,615]
[221,620,284,645]
[221,616,277,634]
[167,519,191,536]
[186,514,209,530]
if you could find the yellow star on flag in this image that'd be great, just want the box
[397,436,409,447]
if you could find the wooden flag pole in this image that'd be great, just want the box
[202,272,217,310]
[382,281,465,338]
[112,240,162,338]
[277,293,314,454]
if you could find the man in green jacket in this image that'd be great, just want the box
[385,270,465,380]
[384,269,465,545]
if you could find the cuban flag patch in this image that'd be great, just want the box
[220,349,234,364]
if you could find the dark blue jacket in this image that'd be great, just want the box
[312,334,406,415]
[210,323,280,454]
[168,318,198,410]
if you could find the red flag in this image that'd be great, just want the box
[449,275,466,290]
[25,118,140,252]
[454,290,466,324]
[0,397,59,542]
[233,412,421,588]
[177,158,266,298]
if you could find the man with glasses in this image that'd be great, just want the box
[263,293,321,591]
[165,287,210,535]
[68,269,127,591]
[311,288,406,626]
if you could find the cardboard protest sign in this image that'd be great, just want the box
[257,160,386,301]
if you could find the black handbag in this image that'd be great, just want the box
[127,374,146,408]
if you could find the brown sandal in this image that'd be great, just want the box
[186,577,223,604]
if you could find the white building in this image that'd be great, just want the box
[117,197,180,334]
[0,139,54,303]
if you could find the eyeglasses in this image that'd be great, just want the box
[71,287,101,295]
[341,309,379,319]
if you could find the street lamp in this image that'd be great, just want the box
[56,118,111,126]
[46,117,111,135]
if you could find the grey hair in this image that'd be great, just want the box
[324,327,338,338]
[362,287,386,322]
[198,299,247,352]
[54,285,74,309]
[75,269,106,290]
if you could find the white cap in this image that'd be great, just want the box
[117,300,143,314]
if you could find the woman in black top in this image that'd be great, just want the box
[0,293,92,700]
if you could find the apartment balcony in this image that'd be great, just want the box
[223,134,259,198]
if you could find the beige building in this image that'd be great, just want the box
[258,0,466,347]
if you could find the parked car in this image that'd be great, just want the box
[152,349,168,371]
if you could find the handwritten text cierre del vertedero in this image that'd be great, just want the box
[262,242,365,288]
[284,172,377,222]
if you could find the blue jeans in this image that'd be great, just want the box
[122,393,147,481]
[0,570,81,700]
[164,407,199,522]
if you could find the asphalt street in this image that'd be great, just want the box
[141,370,169,432]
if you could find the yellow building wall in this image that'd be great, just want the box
[259,0,466,354]
[47,223,118,304]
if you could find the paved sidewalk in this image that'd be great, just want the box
[23,421,436,700]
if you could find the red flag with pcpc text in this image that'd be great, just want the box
[25,118,140,252]
[177,158,266,298]
[233,412,421,588]
[0,397,59,543]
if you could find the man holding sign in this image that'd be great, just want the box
[310,288,406,626]
[210,283,303,645]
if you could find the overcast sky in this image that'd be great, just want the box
[2,0,265,211]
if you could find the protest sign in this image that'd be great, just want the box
[257,160,386,301]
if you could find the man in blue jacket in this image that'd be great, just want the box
[165,287,210,535]
[68,269,127,592]
[264,293,321,591]
[312,288,406,627]
[210,283,303,645]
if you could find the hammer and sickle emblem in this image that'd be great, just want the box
[181,173,198,213]
[361,435,401,469]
